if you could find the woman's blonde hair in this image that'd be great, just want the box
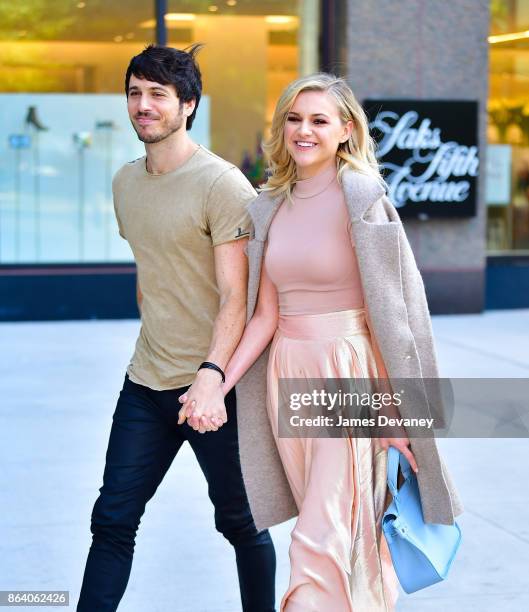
[260,73,383,198]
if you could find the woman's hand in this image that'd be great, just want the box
[379,432,418,473]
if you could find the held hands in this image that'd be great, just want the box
[177,368,227,433]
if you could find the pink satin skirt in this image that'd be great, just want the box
[266,308,399,612]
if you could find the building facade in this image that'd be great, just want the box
[345,0,489,313]
[0,0,526,319]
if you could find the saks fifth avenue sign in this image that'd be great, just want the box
[364,100,479,218]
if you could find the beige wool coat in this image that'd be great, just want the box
[235,167,463,532]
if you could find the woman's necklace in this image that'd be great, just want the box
[292,174,336,199]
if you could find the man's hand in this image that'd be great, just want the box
[177,369,227,433]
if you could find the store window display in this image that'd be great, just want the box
[488,0,529,252]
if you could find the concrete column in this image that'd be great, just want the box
[346,0,490,313]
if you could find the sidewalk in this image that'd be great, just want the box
[1,309,528,611]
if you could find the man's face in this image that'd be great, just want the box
[127,74,194,144]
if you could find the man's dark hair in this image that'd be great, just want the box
[125,44,203,130]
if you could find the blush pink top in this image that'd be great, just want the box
[265,164,365,315]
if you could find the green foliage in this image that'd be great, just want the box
[0,0,77,40]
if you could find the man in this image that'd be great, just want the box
[77,44,276,612]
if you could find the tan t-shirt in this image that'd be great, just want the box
[113,145,254,390]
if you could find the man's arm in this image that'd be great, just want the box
[177,237,249,432]
[202,237,248,369]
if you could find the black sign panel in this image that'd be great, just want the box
[364,100,479,218]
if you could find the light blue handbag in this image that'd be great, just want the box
[382,447,462,594]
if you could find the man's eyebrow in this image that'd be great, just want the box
[128,85,169,91]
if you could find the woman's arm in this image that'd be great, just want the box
[222,260,279,395]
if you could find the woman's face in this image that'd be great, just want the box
[284,90,353,179]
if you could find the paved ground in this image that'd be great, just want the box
[1,309,528,611]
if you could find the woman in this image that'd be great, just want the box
[186,73,463,610]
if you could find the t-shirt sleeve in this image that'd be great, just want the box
[206,167,255,246]
[112,176,126,240]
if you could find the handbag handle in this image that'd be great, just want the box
[387,446,413,498]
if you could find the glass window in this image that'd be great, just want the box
[166,0,306,172]
[0,1,156,263]
[0,0,315,264]
[488,0,529,252]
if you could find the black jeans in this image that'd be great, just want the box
[77,375,276,612]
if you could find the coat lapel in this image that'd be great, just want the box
[341,171,422,378]
[351,219,417,378]
[247,191,284,241]
[245,191,283,320]
[340,168,386,222]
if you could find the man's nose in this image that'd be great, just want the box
[137,94,152,112]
